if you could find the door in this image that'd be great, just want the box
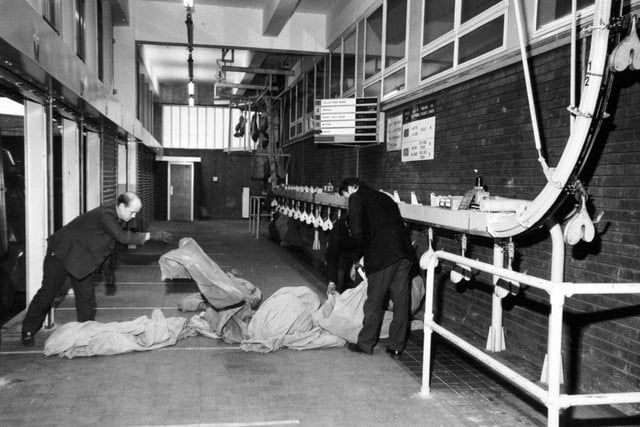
[168,162,193,221]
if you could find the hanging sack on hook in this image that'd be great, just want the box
[251,113,260,142]
[234,115,246,138]
[609,15,640,72]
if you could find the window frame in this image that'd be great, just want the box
[419,0,508,85]
[75,0,86,61]
[161,104,242,150]
[342,29,358,96]
[97,0,104,81]
[43,0,62,34]
[363,5,384,87]
[359,0,409,102]
[380,0,408,101]
[533,0,595,38]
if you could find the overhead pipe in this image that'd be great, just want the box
[488,0,612,237]
[570,0,578,131]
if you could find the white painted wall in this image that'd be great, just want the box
[326,0,378,46]
[24,100,48,303]
[113,8,138,120]
[127,140,138,193]
[85,132,102,210]
[62,118,81,225]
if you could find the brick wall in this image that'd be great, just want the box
[285,44,640,399]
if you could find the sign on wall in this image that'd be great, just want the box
[386,113,403,151]
[314,97,379,144]
[401,100,436,162]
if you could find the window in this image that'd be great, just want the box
[75,0,86,60]
[162,105,241,150]
[459,15,504,63]
[364,6,383,80]
[461,0,501,23]
[329,45,341,98]
[97,0,104,81]
[383,67,405,96]
[343,31,357,94]
[423,0,454,46]
[364,80,381,98]
[361,1,408,100]
[295,79,304,120]
[306,69,315,117]
[289,88,295,133]
[536,0,594,28]
[43,0,61,33]
[421,43,454,80]
[385,0,407,68]
[315,59,325,101]
[420,0,506,82]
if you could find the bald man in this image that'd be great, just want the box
[21,192,172,346]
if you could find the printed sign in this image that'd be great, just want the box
[315,97,379,144]
[401,100,436,162]
[386,114,403,151]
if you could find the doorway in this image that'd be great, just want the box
[168,162,193,221]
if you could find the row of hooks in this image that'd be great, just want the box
[272,197,346,232]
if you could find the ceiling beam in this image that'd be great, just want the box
[221,65,294,76]
[263,0,301,37]
[216,82,273,91]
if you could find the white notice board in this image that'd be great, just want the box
[386,114,403,151]
[401,100,436,162]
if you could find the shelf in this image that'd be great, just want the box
[273,187,511,237]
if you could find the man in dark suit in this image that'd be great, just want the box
[340,177,415,358]
[325,214,361,295]
[21,192,172,346]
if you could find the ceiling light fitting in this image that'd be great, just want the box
[188,95,194,107]
[188,81,194,95]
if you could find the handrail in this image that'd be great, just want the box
[421,249,640,427]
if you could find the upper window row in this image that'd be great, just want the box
[42,0,88,62]
[327,0,594,101]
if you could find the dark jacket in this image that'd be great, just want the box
[325,215,359,284]
[48,205,148,279]
[347,184,415,275]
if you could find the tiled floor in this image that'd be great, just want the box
[0,219,633,426]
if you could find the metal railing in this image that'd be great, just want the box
[421,250,640,427]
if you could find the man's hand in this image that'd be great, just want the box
[327,282,337,295]
[150,231,173,243]
[349,264,357,282]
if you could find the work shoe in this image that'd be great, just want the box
[385,346,402,359]
[21,331,35,347]
[347,343,372,355]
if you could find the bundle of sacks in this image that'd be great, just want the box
[159,237,262,344]
[44,237,426,357]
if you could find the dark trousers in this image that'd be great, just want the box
[357,257,412,353]
[22,248,97,334]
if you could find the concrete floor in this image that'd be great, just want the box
[0,219,631,426]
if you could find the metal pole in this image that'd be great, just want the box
[487,242,505,351]
[420,257,437,396]
[547,287,565,427]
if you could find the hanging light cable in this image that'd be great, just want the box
[185,1,195,106]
